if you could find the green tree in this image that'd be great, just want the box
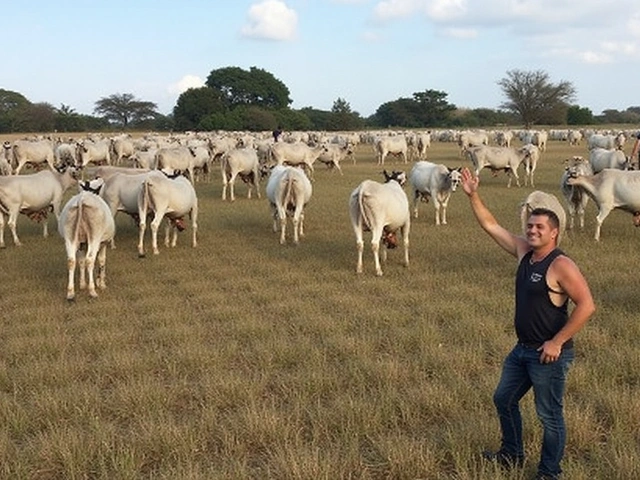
[498,69,576,128]
[206,66,291,110]
[0,89,31,132]
[412,89,456,126]
[16,102,56,132]
[329,98,363,131]
[372,98,420,128]
[173,87,226,131]
[566,105,594,125]
[54,104,85,132]
[94,93,158,128]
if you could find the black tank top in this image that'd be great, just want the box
[515,249,572,349]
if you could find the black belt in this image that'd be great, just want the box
[518,341,542,349]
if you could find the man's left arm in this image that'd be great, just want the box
[539,256,596,362]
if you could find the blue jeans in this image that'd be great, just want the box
[493,343,574,478]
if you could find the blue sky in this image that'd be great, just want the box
[4,0,640,118]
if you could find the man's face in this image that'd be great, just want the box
[526,214,558,247]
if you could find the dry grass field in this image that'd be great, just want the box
[1,132,639,479]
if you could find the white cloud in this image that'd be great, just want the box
[427,0,467,21]
[579,51,612,64]
[167,75,205,95]
[373,0,424,21]
[444,27,476,39]
[241,0,298,41]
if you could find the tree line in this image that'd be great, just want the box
[1,67,639,134]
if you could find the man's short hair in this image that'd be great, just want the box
[530,207,560,230]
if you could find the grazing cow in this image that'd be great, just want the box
[76,139,112,168]
[84,165,150,180]
[519,190,567,245]
[0,166,77,247]
[415,132,432,159]
[560,157,593,230]
[349,170,410,276]
[458,131,489,155]
[409,161,462,225]
[269,142,326,179]
[566,168,640,241]
[110,135,135,165]
[316,143,354,175]
[374,135,409,165]
[220,147,261,201]
[587,133,616,150]
[12,139,56,175]
[495,130,513,148]
[567,129,583,146]
[588,147,629,173]
[130,149,158,170]
[155,146,198,184]
[137,170,198,256]
[99,171,153,248]
[519,144,541,187]
[465,145,531,187]
[531,130,548,152]
[54,140,77,167]
[58,190,115,300]
[265,165,313,245]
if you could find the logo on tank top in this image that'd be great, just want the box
[530,273,543,282]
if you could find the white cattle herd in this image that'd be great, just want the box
[0,126,639,298]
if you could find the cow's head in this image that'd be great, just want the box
[448,167,463,191]
[79,178,105,195]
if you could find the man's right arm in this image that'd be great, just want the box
[461,168,526,259]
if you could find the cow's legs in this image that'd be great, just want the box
[0,213,5,248]
[96,244,107,290]
[65,250,77,301]
[8,212,22,246]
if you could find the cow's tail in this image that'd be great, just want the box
[72,197,85,247]
[357,187,373,231]
[141,178,151,220]
[281,171,295,211]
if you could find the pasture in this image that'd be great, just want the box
[1,134,639,479]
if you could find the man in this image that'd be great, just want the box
[460,168,595,480]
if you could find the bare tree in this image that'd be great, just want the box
[498,70,576,128]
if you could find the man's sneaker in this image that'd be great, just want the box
[482,449,525,469]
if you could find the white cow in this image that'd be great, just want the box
[519,191,567,245]
[269,142,326,179]
[458,131,489,155]
[567,129,583,146]
[409,161,462,225]
[58,190,115,300]
[531,130,548,152]
[566,168,640,241]
[495,130,513,148]
[588,133,616,150]
[465,145,531,187]
[316,143,355,175]
[76,139,112,168]
[265,165,313,245]
[560,157,593,230]
[519,144,541,187]
[130,149,158,170]
[155,146,198,184]
[349,170,410,276]
[12,139,56,175]
[99,171,153,248]
[220,148,261,201]
[137,170,198,256]
[110,136,135,165]
[588,148,629,173]
[0,166,77,247]
[374,136,409,165]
